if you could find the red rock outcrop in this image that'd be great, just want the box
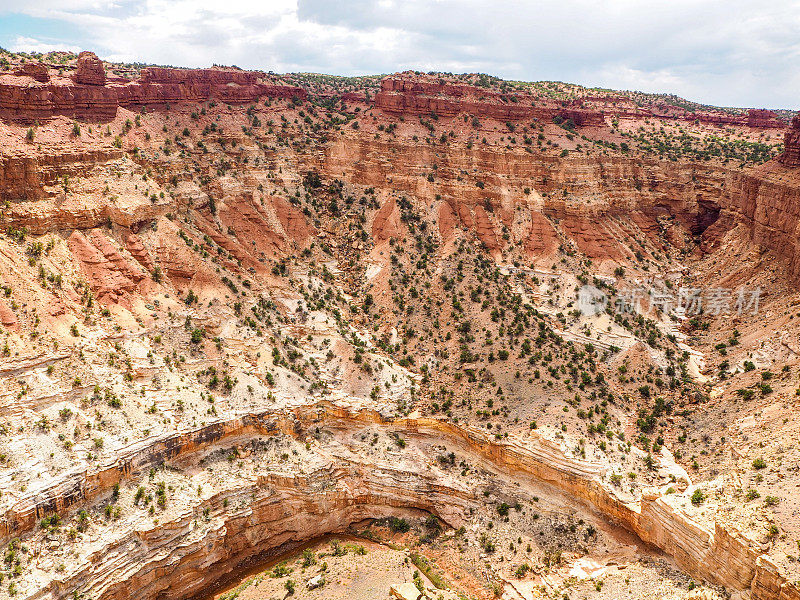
[371,197,403,242]
[667,108,785,129]
[271,195,315,246]
[0,300,17,331]
[210,195,314,265]
[14,63,49,83]
[0,148,123,203]
[72,51,106,86]
[746,109,784,129]
[0,61,307,122]
[606,105,785,129]
[780,116,800,167]
[156,240,200,285]
[437,200,458,242]
[713,161,800,280]
[125,233,154,272]
[215,198,285,258]
[372,74,787,129]
[524,212,559,257]
[67,229,147,304]
[374,74,605,125]
[472,203,501,252]
[556,212,625,261]
[341,91,367,103]
[318,136,721,262]
[140,66,260,86]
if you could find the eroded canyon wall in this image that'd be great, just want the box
[3,402,798,600]
[780,116,800,168]
[711,162,800,280]
[375,74,785,129]
[317,136,725,260]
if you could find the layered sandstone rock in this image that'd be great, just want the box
[0,62,307,122]
[780,116,800,167]
[47,466,471,600]
[317,136,721,261]
[374,74,605,125]
[0,148,123,203]
[3,401,798,600]
[524,211,559,257]
[605,105,785,129]
[140,66,262,86]
[67,229,148,303]
[15,63,49,83]
[316,131,800,277]
[72,51,106,86]
[670,108,784,129]
[746,109,784,129]
[373,73,785,129]
[716,162,800,281]
[124,234,154,272]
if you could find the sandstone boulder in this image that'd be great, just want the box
[306,575,324,589]
[390,582,423,600]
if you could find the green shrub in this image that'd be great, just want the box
[690,489,706,505]
[389,517,410,533]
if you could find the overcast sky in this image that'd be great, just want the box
[1,0,798,109]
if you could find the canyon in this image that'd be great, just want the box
[0,50,799,600]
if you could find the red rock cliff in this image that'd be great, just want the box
[374,74,605,126]
[780,116,800,167]
[0,56,307,122]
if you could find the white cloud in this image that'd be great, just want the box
[9,35,81,54]
[1,0,799,108]
[586,66,686,96]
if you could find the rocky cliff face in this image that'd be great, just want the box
[374,74,606,125]
[0,58,306,122]
[746,108,785,129]
[374,74,786,131]
[317,129,800,283]
[317,135,722,261]
[711,162,800,281]
[0,148,124,203]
